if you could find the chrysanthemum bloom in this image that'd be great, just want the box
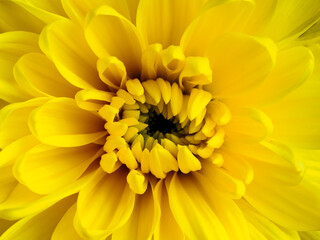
[0,0,320,239]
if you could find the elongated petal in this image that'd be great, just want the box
[14,52,79,97]
[264,80,320,149]
[52,203,82,240]
[0,98,48,148]
[0,31,40,102]
[113,185,160,240]
[229,46,314,107]
[137,0,206,48]
[85,5,144,77]
[167,173,229,240]
[181,0,254,56]
[0,166,98,220]
[245,176,320,230]
[205,32,277,98]
[0,195,76,240]
[29,98,106,147]
[39,19,104,89]
[238,200,301,240]
[14,144,102,194]
[153,180,185,240]
[75,168,135,240]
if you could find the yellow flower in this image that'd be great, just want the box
[0,0,320,239]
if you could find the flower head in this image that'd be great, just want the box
[0,0,320,239]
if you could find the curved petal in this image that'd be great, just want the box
[14,143,103,194]
[39,19,104,89]
[61,0,139,25]
[0,165,98,220]
[245,175,320,230]
[247,0,320,43]
[29,98,106,147]
[0,2,44,33]
[14,52,79,97]
[224,108,273,143]
[0,31,40,102]
[136,0,207,48]
[85,5,144,78]
[113,185,160,240]
[299,231,320,240]
[166,173,229,240]
[264,80,320,149]
[0,98,48,148]
[75,168,136,240]
[0,165,17,204]
[228,46,314,107]
[238,200,301,240]
[204,32,277,98]
[0,195,76,240]
[52,203,82,240]
[181,0,255,56]
[153,180,185,240]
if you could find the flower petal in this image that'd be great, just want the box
[85,5,144,77]
[238,200,301,240]
[0,98,48,148]
[264,80,320,149]
[52,203,82,240]
[61,0,139,24]
[181,0,255,56]
[29,98,106,147]
[153,180,185,240]
[14,143,103,194]
[39,19,104,89]
[136,0,206,48]
[0,166,98,220]
[224,108,273,143]
[75,168,135,240]
[0,1,44,33]
[14,52,79,97]
[0,31,40,102]
[113,185,160,240]
[205,32,277,98]
[245,176,320,230]
[248,0,320,42]
[166,173,229,240]
[0,195,76,240]
[228,46,314,107]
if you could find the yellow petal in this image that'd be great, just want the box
[264,80,320,149]
[187,88,211,121]
[14,143,102,194]
[0,31,40,102]
[75,89,113,111]
[113,185,160,240]
[205,32,277,98]
[52,203,82,240]
[137,0,207,48]
[39,19,104,89]
[29,98,106,147]
[249,0,320,42]
[181,0,254,56]
[238,200,301,240]
[230,46,314,107]
[0,98,48,148]
[299,231,320,240]
[14,52,79,97]
[167,173,229,239]
[170,83,183,116]
[0,166,98,220]
[0,1,44,33]
[224,108,273,143]
[61,0,139,25]
[85,5,144,77]
[1,195,76,240]
[245,176,320,230]
[153,180,184,240]
[177,145,201,174]
[0,165,17,203]
[75,169,135,240]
